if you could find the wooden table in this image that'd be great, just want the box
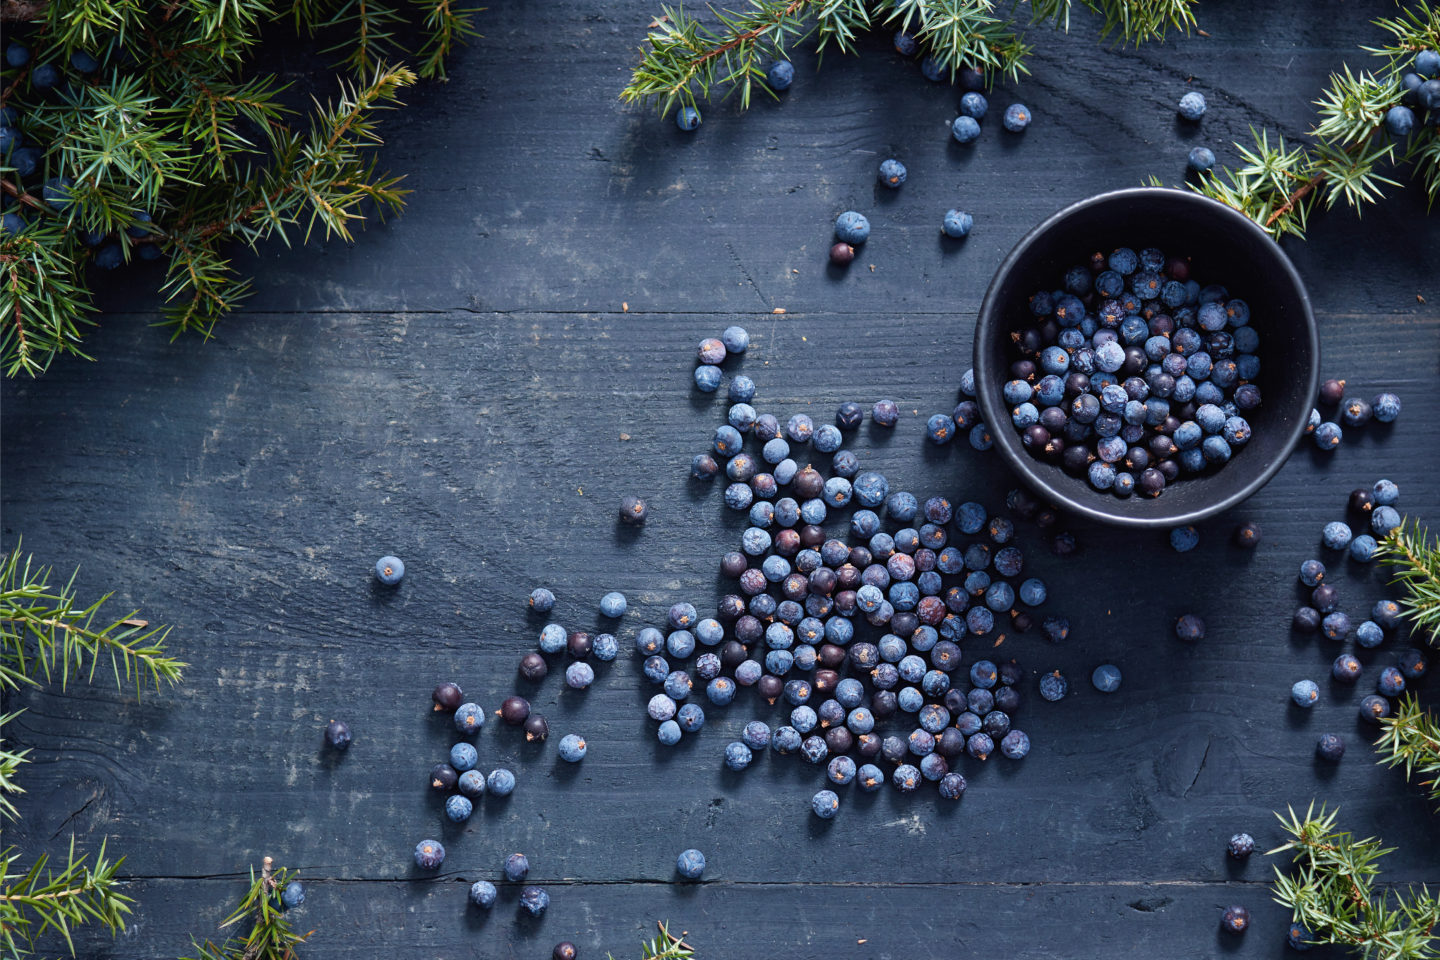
[3,1,1439,956]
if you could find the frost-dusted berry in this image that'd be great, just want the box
[413,839,445,870]
[325,719,352,749]
[676,848,706,879]
[502,853,530,882]
[1372,392,1401,422]
[893,30,917,55]
[1002,103,1030,132]
[834,211,870,244]
[529,587,556,612]
[445,795,473,822]
[565,662,595,690]
[878,158,907,188]
[1398,648,1428,680]
[487,767,517,796]
[1371,505,1401,537]
[1038,670,1068,701]
[449,742,478,772]
[558,733,587,762]
[619,494,649,526]
[1299,559,1326,587]
[1321,521,1352,551]
[1227,833,1255,859]
[766,60,794,90]
[1322,612,1351,641]
[811,789,840,819]
[942,209,973,238]
[1091,664,1122,693]
[1313,421,1342,450]
[469,879,499,908]
[432,682,464,712]
[951,115,980,143]
[454,703,485,736]
[520,886,550,916]
[280,880,305,909]
[1177,91,1207,121]
[1287,922,1316,951]
[553,943,578,960]
[694,365,722,392]
[374,555,404,585]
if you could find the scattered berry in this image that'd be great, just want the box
[374,555,404,585]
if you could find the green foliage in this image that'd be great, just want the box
[1270,803,1440,959]
[1376,694,1440,810]
[183,858,311,960]
[1,0,479,378]
[608,921,697,960]
[0,836,134,958]
[1378,519,1440,647]
[621,0,1195,117]
[1190,2,1439,240]
[0,542,186,696]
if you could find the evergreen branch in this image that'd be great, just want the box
[1376,694,1440,810]
[182,857,312,960]
[1269,802,1440,960]
[160,62,414,331]
[1378,520,1440,647]
[0,542,186,697]
[0,228,95,378]
[623,0,1192,116]
[410,0,484,79]
[0,711,30,824]
[608,921,696,960]
[1189,3,1440,240]
[0,837,133,958]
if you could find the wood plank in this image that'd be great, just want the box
[85,878,1312,960]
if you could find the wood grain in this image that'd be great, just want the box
[3,0,1440,954]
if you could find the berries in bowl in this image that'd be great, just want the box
[973,188,1318,528]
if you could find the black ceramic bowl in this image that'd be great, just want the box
[974,188,1319,529]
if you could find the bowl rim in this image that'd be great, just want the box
[973,186,1320,530]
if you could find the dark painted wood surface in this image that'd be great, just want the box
[3,1,1440,957]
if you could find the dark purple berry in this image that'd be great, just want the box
[430,762,458,792]
[325,720,352,750]
[524,714,550,742]
[619,494,649,525]
[500,696,531,725]
[433,682,464,712]
[830,242,855,265]
[1318,378,1345,405]
[520,652,549,682]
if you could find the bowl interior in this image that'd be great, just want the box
[975,189,1318,527]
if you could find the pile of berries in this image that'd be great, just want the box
[1306,377,1402,451]
[0,42,162,266]
[676,331,1077,816]
[1290,479,1428,734]
[1000,246,1262,499]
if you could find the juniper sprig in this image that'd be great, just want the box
[1189,3,1439,240]
[621,0,1196,118]
[1,0,479,377]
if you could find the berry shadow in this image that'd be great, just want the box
[368,581,404,608]
[1173,119,1202,142]
[613,519,646,546]
[871,183,903,207]
[1284,703,1313,731]
[824,259,856,283]
[462,903,493,932]
[1311,753,1341,783]
[1213,926,1245,954]
[316,740,347,772]
[938,232,970,258]
[550,757,585,784]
